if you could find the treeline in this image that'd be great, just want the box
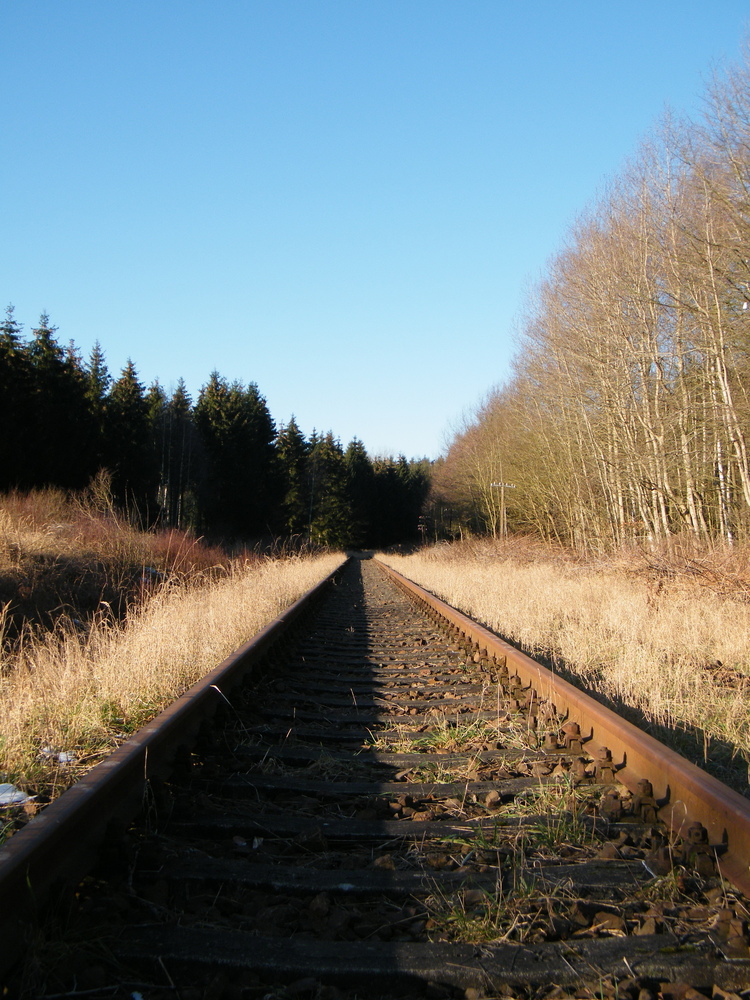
[0,309,430,547]
[433,43,750,551]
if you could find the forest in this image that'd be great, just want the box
[433,46,750,552]
[0,309,430,549]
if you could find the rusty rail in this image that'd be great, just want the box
[0,562,342,979]
[376,559,750,896]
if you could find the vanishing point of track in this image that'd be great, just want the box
[3,555,750,999]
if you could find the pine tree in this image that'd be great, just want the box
[84,342,111,474]
[0,305,32,488]
[344,437,375,547]
[146,381,169,522]
[277,417,310,535]
[370,456,431,547]
[107,360,156,513]
[64,340,100,484]
[150,379,199,529]
[165,380,198,528]
[26,313,93,487]
[241,381,280,534]
[308,432,351,547]
[194,375,279,537]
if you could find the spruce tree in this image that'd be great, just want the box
[194,372,233,533]
[344,437,375,547]
[146,381,169,522]
[84,342,112,474]
[241,381,280,534]
[308,432,351,547]
[194,374,279,538]
[107,360,156,514]
[147,379,199,529]
[0,305,31,488]
[164,379,198,529]
[369,456,431,546]
[63,340,100,484]
[276,417,310,535]
[27,313,93,487]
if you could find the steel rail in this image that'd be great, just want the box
[0,560,344,979]
[375,558,750,896]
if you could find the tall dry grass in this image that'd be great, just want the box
[0,483,237,574]
[0,485,345,797]
[0,481,238,646]
[1,552,344,794]
[380,539,750,789]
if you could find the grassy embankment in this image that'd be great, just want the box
[0,487,344,818]
[380,538,750,793]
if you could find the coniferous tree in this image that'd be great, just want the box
[398,456,431,542]
[146,381,169,523]
[164,380,198,529]
[0,306,32,488]
[146,380,167,423]
[369,456,431,547]
[194,374,279,537]
[344,438,375,547]
[27,313,93,487]
[65,340,101,484]
[277,417,310,535]
[84,342,112,474]
[107,360,155,513]
[308,433,351,547]
[242,381,280,533]
[370,459,400,548]
[0,305,23,354]
[193,372,229,531]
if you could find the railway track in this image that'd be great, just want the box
[3,554,750,999]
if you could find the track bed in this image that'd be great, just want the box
[8,557,750,999]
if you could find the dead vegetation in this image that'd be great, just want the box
[0,479,234,646]
[380,537,750,792]
[0,486,344,813]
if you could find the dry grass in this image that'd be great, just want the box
[0,485,344,798]
[0,478,225,570]
[1,552,343,795]
[0,480,236,643]
[379,538,750,790]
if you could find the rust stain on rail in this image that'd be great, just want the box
[375,558,750,896]
[0,563,342,978]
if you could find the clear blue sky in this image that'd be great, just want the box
[2,2,748,460]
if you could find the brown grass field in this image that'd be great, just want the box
[0,488,344,820]
[380,537,750,793]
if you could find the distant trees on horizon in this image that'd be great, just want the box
[0,307,430,548]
